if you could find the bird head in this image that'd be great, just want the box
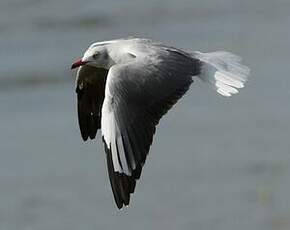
[71,45,111,69]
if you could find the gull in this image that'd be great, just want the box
[71,38,250,209]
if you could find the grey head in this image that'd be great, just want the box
[71,43,114,70]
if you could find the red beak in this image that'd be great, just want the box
[71,59,88,69]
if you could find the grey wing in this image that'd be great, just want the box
[76,65,108,141]
[101,49,201,208]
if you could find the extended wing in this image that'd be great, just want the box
[101,48,200,208]
[76,65,108,141]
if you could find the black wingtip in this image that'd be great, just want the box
[103,138,139,209]
[81,133,88,141]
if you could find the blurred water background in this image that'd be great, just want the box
[1,0,290,229]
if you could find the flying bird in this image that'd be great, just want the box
[71,38,250,209]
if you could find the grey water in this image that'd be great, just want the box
[1,0,290,229]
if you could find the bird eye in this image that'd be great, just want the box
[92,53,99,59]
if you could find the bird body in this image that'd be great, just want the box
[71,38,250,209]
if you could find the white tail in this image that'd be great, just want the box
[194,51,250,97]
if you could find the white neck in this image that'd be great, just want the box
[106,45,136,68]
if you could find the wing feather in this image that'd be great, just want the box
[101,47,200,208]
[76,66,108,141]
